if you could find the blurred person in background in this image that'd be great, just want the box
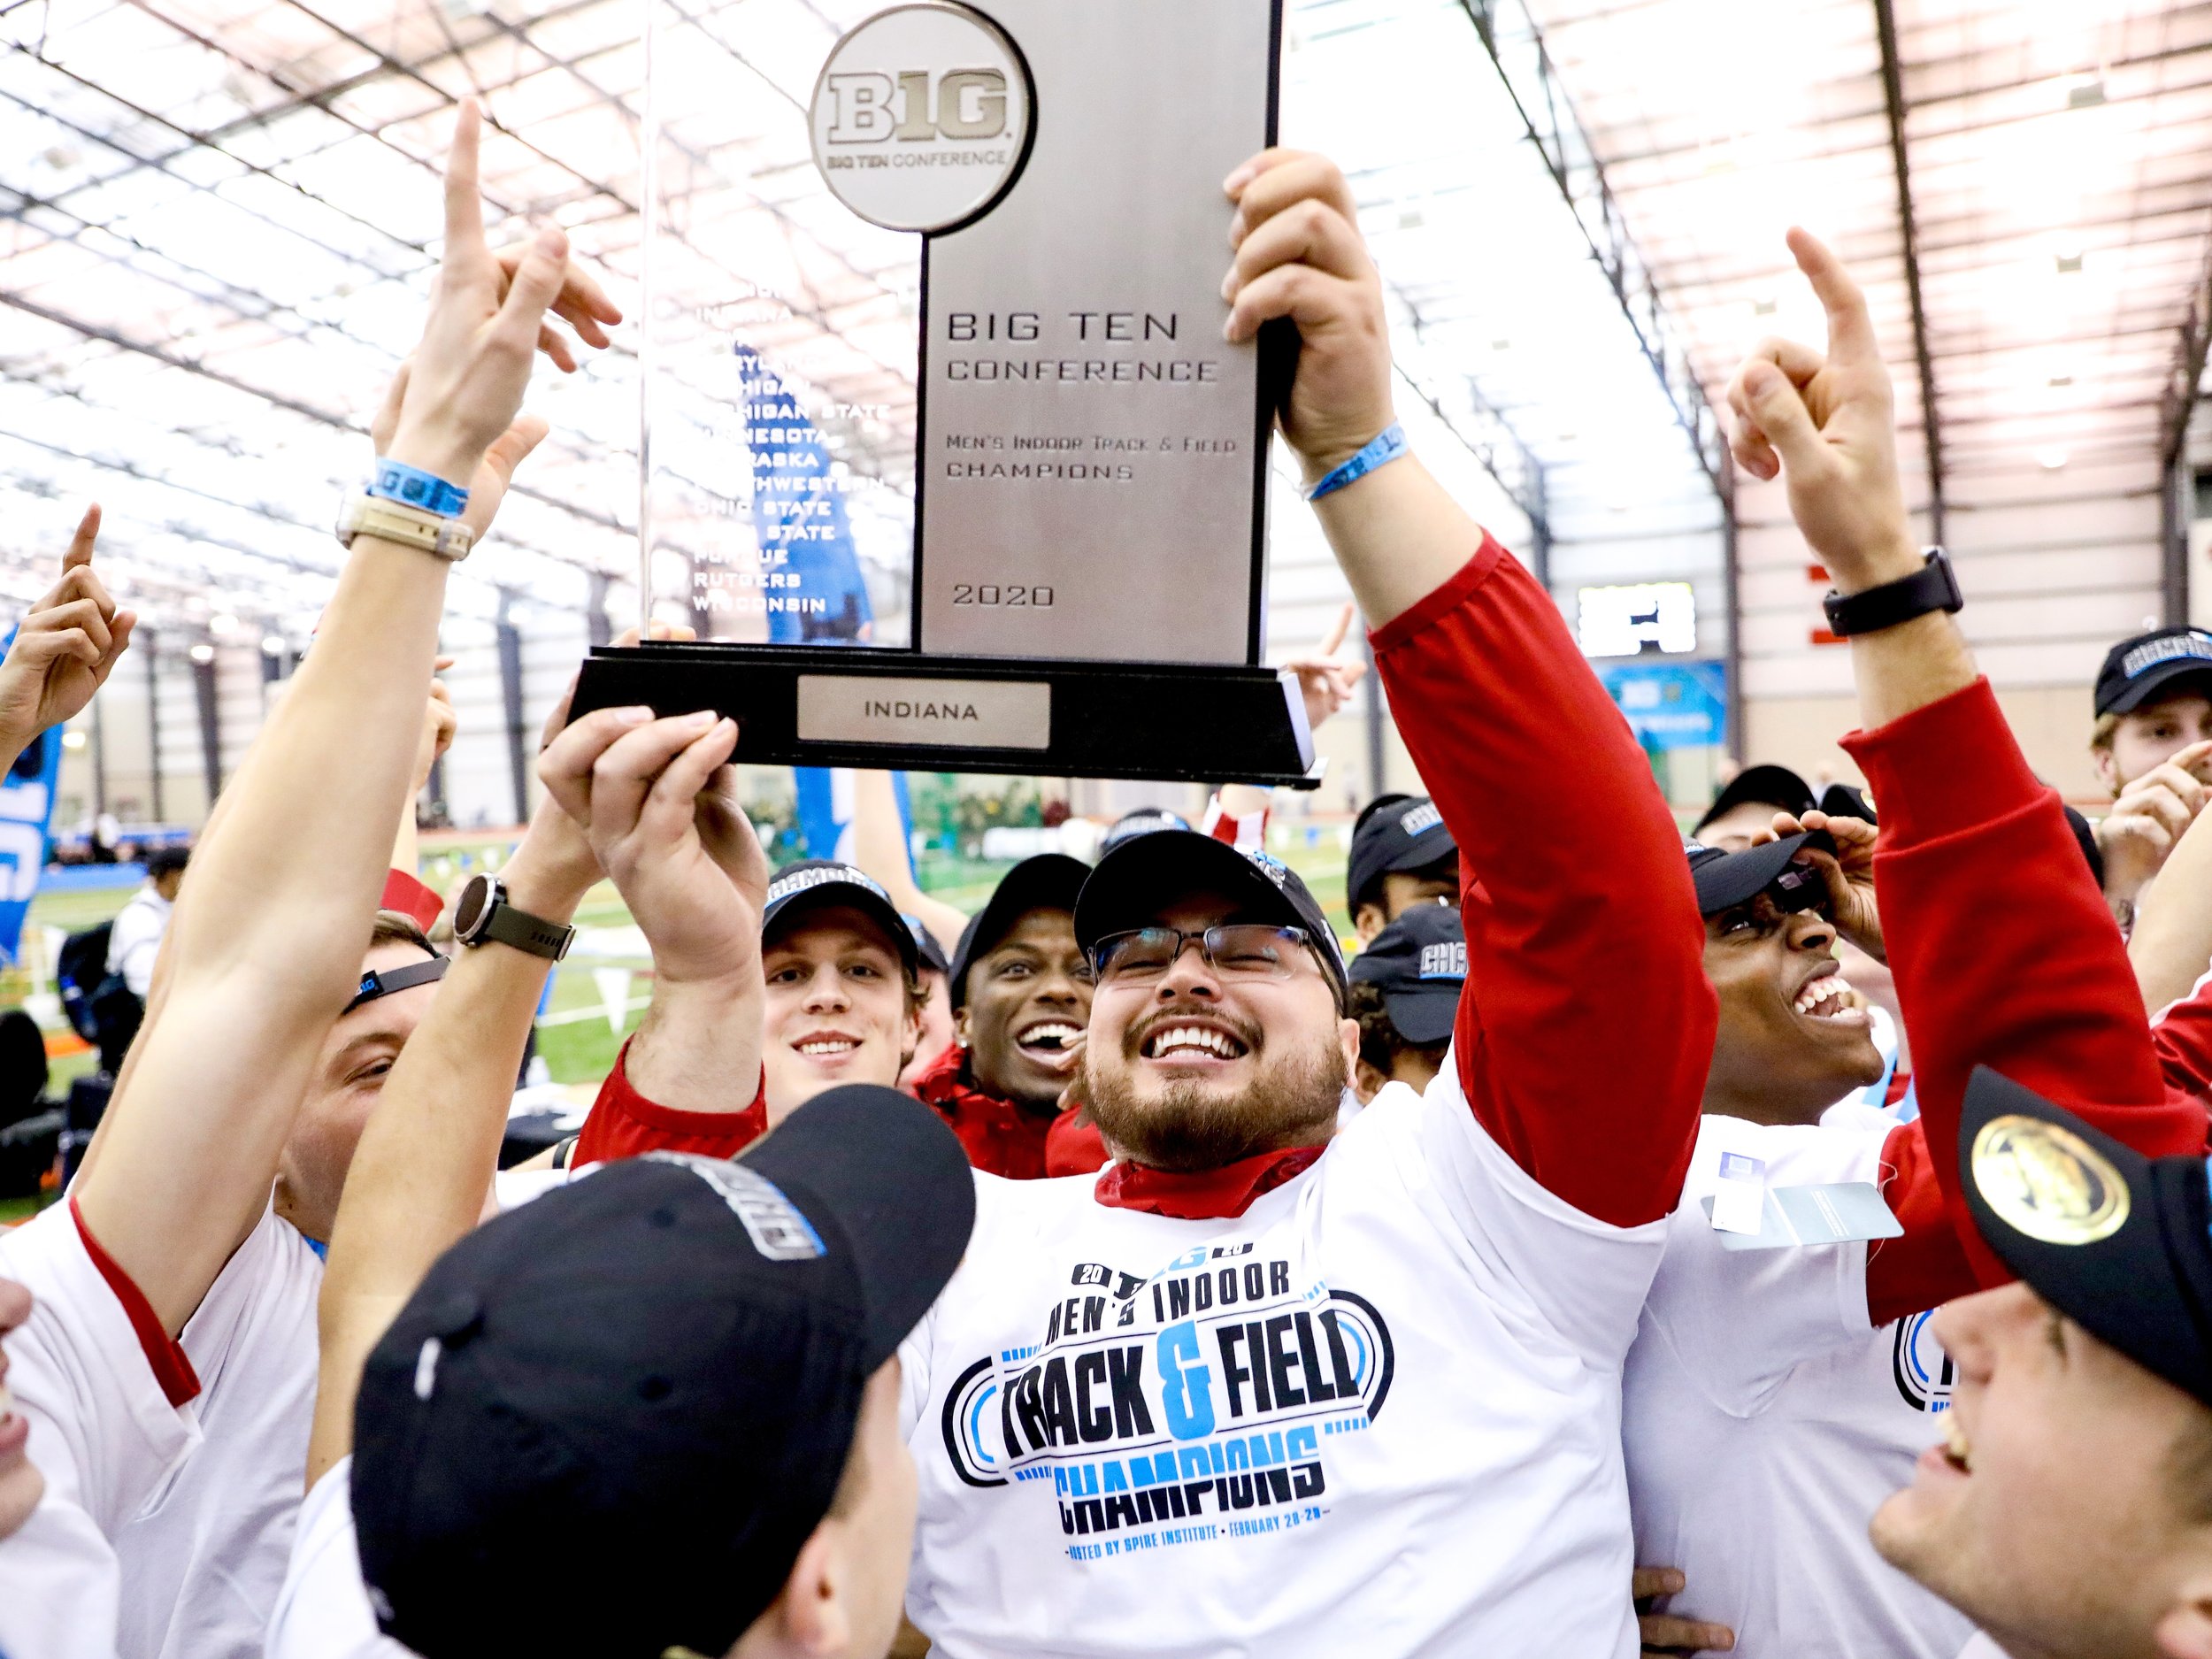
[897,913,956,1090]
[105,845,189,1002]
[1345,901,1460,1106]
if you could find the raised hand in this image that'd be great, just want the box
[1750,808,1884,962]
[1723,230,1918,595]
[379,102,588,491]
[1280,601,1369,730]
[2098,738,2212,907]
[1222,150,1394,480]
[0,504,136,755]
[538,703,766,988]
[411,656,458,797]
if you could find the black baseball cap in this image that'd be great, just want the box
[1684,829,1834,917]
[1694,764,1816,836]
[1348,903,1463,1046]
[352,1085,975,1659]
[1074,828,1348,1009]
[1101,807,1190,854]
[762,860,917,977]
[948,853,1089,1006]
[1347,794,1456,914]
[1960,1067,2212,1409]
[904,914,950,978]
[2095,627,2212,718]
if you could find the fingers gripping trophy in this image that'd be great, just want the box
[572,0,1324,788]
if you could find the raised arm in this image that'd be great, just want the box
[307,780,600,1487]
[849,769,966,956]
[0,505,136,768]
[538,703,768,1125]
[1224,150,1713,1225]
[71,103,617,1335]
[2131,792,2212,1017]
[1730,230,2204,1289]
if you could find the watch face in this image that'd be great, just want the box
[455,875,491,938]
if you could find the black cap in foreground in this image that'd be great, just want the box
[1348,902,1464,1046]
[1075,829,1348,1009]
[1960,1067,2212,1409]
[1684,829,1833,917]
[351,1086,974,1659]
[2096,627,2212,718]
[762,860,917,978]
[1347,794,1456,913]
[948,853,1090,1006]
[1694,764,1816,836]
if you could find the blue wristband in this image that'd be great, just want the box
[1304,422,1408,503]
[368,458,469,519]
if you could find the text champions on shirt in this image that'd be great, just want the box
[941,1242,1395,1560]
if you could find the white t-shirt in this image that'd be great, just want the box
[0,1202,323,1659]
[263,1460,399,1659]
[0,1205,196,1659]
[1956,1634,2008,1658]
[111,1209,323,1659]
[1624,1105,1975,1659]
[104,891,173,1000]
[898,1056,1665,1658]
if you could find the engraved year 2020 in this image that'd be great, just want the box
[951,584,1054,608]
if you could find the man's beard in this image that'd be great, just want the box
[1080,1007,1345,1173]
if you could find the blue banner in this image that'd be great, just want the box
[734,346,910,862]
[0,723,62,965]
[1599,661,1728,752]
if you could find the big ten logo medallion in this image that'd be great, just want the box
[809,2,1034,234]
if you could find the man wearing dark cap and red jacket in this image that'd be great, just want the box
[1713,223,2212,1659]
[906,854,1092,1179]
[549,148,1718,1655]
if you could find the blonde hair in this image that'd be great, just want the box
[2090,712,2120,755]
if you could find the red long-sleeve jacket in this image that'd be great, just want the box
[1844,678,2210,1307]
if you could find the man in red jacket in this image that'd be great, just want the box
[1722,221,2212,1659]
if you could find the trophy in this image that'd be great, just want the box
[573,0,1316,787]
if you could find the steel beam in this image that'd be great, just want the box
[1872,0,1948,546]
[1458,0,1728,495]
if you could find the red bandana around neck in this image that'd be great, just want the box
[910,1043,1058,1181]
[1094,1143,1328,1220]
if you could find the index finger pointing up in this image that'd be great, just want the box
[1786,227,1877,365]
[1320,601,1354,658]
[65,504,100,572]
[442,100,488,261]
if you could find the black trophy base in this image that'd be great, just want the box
[570,644,1320,789]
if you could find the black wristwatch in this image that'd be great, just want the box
[452,873,574,961]
[1822,549,1962,637]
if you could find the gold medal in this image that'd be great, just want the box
[1971,1114,2131,1246]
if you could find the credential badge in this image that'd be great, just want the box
[809,2,1034,234]
[1970,1115,2130,1247]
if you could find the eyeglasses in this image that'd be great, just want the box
[1088,924,1317,986]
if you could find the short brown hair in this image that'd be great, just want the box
[369,910,439,959]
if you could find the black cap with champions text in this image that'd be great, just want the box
[1694,764,1816,837]
[761,860,917,977]
[350,1085,975,1659]
[1075,828,1348,1009]
[1959,1066,2212,1409]
[1348,902,1464,1047]
[947,853,1089,1007]
[1347,794,1457,914]
[1100,806,1191,855]
[2095,627,2212,718]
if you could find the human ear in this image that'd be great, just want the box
[776,1523,854,1656]
[1352,1057,1387,1104]
[1353,904,1385,943]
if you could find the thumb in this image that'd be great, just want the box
[1740,362,1825,473]
[492,226,571,356]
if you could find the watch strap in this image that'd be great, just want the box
[476,888,575,962]
[336,490,474,562]
[1822,549,1962,638]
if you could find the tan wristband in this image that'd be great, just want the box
[335,489,474,562]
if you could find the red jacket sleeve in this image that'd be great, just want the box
[570,1039,767,1166]
[2151,967,2212,1103]
[1842,679,2207,1291]
[1371,536,1715,1227]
